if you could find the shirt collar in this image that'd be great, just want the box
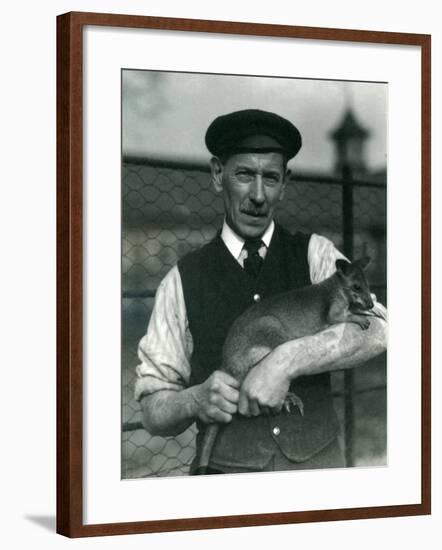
[221,220,275,260]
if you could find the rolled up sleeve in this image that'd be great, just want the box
[134,266,193,401]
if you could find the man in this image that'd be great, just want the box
[134,109,387,474]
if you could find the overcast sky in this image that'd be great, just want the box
[122,70,387,174]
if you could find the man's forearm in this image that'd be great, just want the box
[237,317,387,415]
[140,387,198,437]
[139,370,241,436]
[278,317,387,381]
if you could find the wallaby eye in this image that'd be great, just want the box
[352,284,362,292]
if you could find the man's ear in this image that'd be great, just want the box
[210,157,224,193]
[279,168,291,201]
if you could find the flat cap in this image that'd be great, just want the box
[205,109,302,160]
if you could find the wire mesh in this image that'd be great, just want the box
[122,158,387,477]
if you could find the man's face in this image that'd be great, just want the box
[211,152,289,239]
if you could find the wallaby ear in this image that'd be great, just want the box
[335,259,351,276]
[356,256,371,270]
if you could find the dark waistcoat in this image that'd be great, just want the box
[178,224,339,472]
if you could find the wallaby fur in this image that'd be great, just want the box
[196,257,374,475]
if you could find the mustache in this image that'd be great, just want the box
[240,206,269,217]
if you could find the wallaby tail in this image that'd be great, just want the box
[194,423,220,475]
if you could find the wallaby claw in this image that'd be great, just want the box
[284,392,305,416]
[358,317,371,330]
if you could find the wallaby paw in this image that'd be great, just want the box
[284,392,305,416]
[357,317,371,330]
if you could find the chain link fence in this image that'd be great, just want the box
[122,157,387,478]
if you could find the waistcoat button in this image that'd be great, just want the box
[272,426,280,436]
[253,293,261,302]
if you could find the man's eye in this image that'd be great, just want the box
[352,284,361,292]
[265,172,282,181]
[237,171,253,180]
[265,176,280,184]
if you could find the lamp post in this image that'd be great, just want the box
[330,108,370,467]
[331,109,370,179]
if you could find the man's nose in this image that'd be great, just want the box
[249,176,265,204]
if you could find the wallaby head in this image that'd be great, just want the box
[335,257,374,312]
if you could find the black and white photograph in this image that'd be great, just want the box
[2,0,437,544]
[121,69,388,479]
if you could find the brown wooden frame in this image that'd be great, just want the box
[57,11,431,538]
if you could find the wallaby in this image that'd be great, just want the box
[196,256,376,475]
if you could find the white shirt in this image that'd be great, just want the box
[221,219,275,267]
[134,225,386,401]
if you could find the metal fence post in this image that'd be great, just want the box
[342,164,355,467]
[122,158,387,477]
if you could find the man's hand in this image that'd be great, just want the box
[238,317,387,418]
[190,370,240,424]
[238,356,290,417]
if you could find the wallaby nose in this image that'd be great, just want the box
[366,298,374,310]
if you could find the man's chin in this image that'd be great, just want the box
[236,217,270,238]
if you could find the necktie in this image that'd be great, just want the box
[243,238,264,277]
